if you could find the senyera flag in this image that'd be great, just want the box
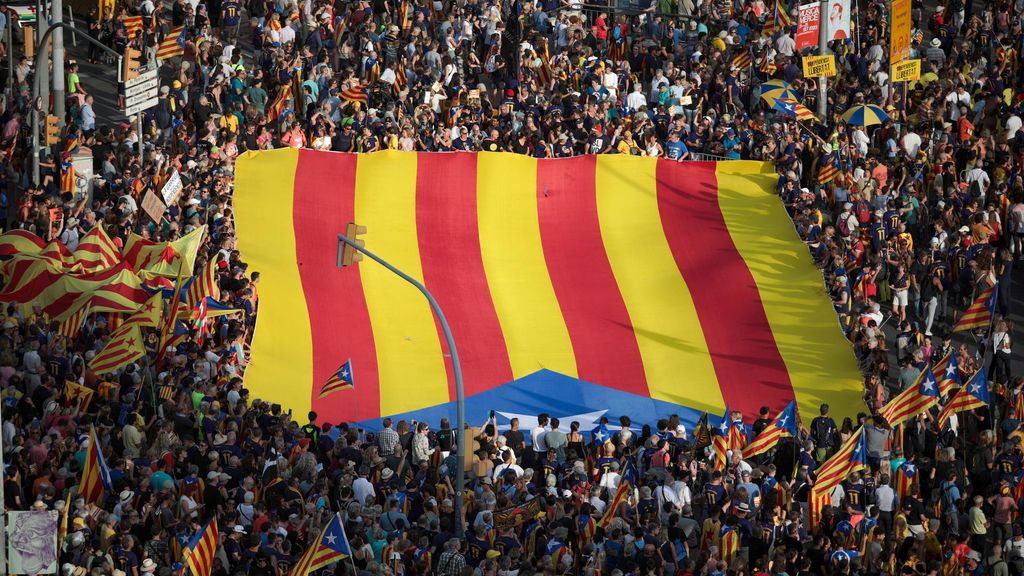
[234,150,863,429]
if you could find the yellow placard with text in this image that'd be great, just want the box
[891,59,921,82]
[803,55,837,78]
[890,0,912,63]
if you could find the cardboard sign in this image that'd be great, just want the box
[160,169,183,206]
[803,55,837,77]
[891,58,921,82]
[141,189,167,223]
[890,0,912,63]
[796,3,820,50]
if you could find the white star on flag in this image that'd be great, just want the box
[325,534,337,545]
[340,369,349,378]
[945,365,956,377]
[970,383,980,394]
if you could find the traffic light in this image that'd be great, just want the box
[122,47,142,81]
[44,115,60,146]
[341,222,366,266]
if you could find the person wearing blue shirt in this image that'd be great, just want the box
[665,132,690,161]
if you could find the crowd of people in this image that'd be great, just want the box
[2,0,1024,573]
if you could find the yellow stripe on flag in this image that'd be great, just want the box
[234,150,312,417]
[715,162,863,421]
[355,151,449,415]
[595,156,723,413]
[477,153,578,380]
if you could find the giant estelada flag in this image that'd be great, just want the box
[234,150,862,429]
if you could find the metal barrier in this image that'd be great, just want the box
[689,152,729,162]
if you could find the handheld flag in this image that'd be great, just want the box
[932,351,962,397]
[773,97,818,122]
[591,423,611,445]
[183,519,219,576]
[937,368,989,429]
[743,400,797,457]
[64,380,95,411]
[693,412,713,450]
[319,359,354,398]
[712,407,731,471]
[879,365,941,426]
[809,427,866,527]
[818,149,841,185]
[598,457,635,528]
[289,513,352,576]
[953,284,997,332]
[89,324,146,375]
[731,48,752,69]
[78,426,113,505]
[157,26,186,60]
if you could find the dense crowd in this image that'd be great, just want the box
[2,0,1024,574]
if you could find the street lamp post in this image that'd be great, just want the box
[337,231,467,538]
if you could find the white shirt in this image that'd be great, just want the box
[599,471,621,494]
[966,167,991,191]
[902,132,922,157]
[775,34,795,56]
[852,129,870,156]
[532,426,548,452]
[493,463,524,480]
[626,89,647,112]
[1006,115,1022,139]
[945,90,971,120]
[353,476,376,505]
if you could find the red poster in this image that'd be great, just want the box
[796,3,820,50]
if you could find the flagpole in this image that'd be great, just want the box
[339,513,358,576]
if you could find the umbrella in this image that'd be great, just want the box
[759,79,801,106]
[841,104,890,126]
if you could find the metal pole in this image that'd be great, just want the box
[6,18,12,103]
[337,234,467,538]
[38,0,48,119]
[0,401,6,575]
[816,0,828,118]
[137,113,144,160]
[51,0,64,124]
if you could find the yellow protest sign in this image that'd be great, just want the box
[891,59,921,82]
[803,55,837,78]
[890,0,912,63]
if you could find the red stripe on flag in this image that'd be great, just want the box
[655,161,794,418]
[293,150,381,421]
[536,156,649,395]
[415,153,513,399]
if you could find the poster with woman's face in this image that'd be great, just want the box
[7,511,58,575]
[827,0,851,41]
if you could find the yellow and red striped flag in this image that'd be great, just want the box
[719,526,739,565]
[78,425,112,505]
[183,519,219,576]
[122,15,144,39]
[266,86,292,123]
[289,513,352,576]
[340,83,369,107]
[64,380,95,411]
[58,305,89,339]
[234,151,863,426]
[894,460,917,501]
[89,324,146,375]
[952,285,997,332]
[931,351,962,397]
[743,400,797,457]
[186,255,221,308]
[597,458,636,529]
[937,369,990,429]
[731,49,752,69]
[879,366,941,426]
[73,224,121,273]
[122,226,205,278]
[156,26,186,60]
[319,359,354,398]
[808,428,866,527]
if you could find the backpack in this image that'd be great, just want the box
[838,214,852,237]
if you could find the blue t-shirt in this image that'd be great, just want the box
[665,140,689,160]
